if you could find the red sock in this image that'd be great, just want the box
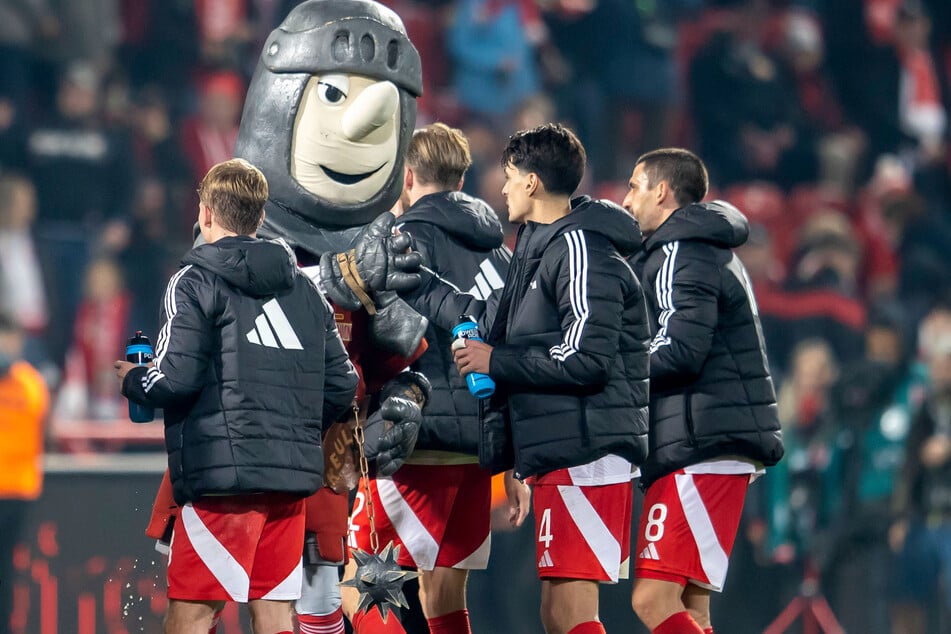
[350,607,408,633]
[427,609,472,634]
[567,621,606,634]
[652,611,705,634]
[299,608,346,634]
[703,629,714,634]
[208,608,222,634]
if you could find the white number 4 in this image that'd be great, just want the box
[538,508,553,548]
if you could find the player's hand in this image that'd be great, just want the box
[504,470,531,528]
[114,360,150,382]
[452,338,493,376]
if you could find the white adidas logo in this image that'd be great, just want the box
[638,543,660,561]
[246,299,303,350]
[538,550,554,568]
[529,279,538,290]
[467,259,505,300]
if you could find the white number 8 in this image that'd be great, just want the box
[644,503,667,542]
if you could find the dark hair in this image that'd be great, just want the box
[500,123,586,196]
[635,148,709,207]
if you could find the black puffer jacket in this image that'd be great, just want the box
[123,236,358,504]
[633,201,784,486]
[488,198,650,478]
[397,191,511,454]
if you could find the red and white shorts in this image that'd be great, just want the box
[634,470,752,592]
[349,463,491,570]
[167,494,305,602]
[532,480,633,583]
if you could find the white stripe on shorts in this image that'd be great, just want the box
[181,503,250,602]
[675,473,730,591]
[557,485,622,582]
[261,556,303,601]
[375,478,439,570]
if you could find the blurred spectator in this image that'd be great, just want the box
[772,9,868,194]
[823,301,928,634]
[893,2,947,170]
[0,173,50,373]
[194,0,253,71]
[44,0,120,70]
[447,0,543,128]
[129,85,190,187]
[0,0,58,128]
[881,189,951,323]
[115,177,179,339]
[55,259,131,422]
[890,299,951,633]
[544,0,701,181]
[763,339,839,565]
[23,61,135,366]
[757,210,867,374]
[0,313,49,634]
[823,0,904,172]
[180,71,243,184]
[121,0,199,107]
[688,0,819,188]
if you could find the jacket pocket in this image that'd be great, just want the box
[578,397,591,448]
[479,398,514,475]
[683,392,698,447]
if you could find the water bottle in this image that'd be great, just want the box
[451,315,496,398]
[126,331,155,422]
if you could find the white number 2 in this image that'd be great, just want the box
[644,503,667,542]
[538,508,553,548]
[347,492,366,548]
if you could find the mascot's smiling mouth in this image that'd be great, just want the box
[320,163,387,185]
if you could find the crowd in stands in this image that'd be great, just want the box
[1,0,951,630]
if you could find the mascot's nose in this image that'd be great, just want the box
[341,81,399,142]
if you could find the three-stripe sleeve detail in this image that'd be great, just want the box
[550,230,590,362]
[143,265,193,393]
[649,241,679,354]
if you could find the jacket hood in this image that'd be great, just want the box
[183,236,297,297]
[524,196,642,257]
[645,200,749,251]
[399,191,504,251]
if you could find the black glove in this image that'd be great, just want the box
[370,291,429,358]
[362,396,422,477]
[380,370,432,408]
[318,212,422,311]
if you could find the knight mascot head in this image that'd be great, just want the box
[235,0,427,359]
[235,0,422,254]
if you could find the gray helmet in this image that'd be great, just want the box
[235,0,422,252]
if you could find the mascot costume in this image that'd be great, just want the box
[146,2,432,632]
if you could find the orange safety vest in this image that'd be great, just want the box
[0,361,49,500]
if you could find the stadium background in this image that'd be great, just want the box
[2,0,951,631]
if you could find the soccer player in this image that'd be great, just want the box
[116,158,359,633]
[621,148,784,634]
[448,123,651,634]
[346,123,513,634]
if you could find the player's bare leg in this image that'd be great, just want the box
[247,599,294,634]
[682,583,712,630]
[632,578,687,629]
[419,567,468,617]
[164,599,225,634]
[539,578,600,634]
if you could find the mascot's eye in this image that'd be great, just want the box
[317,75,350,105]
